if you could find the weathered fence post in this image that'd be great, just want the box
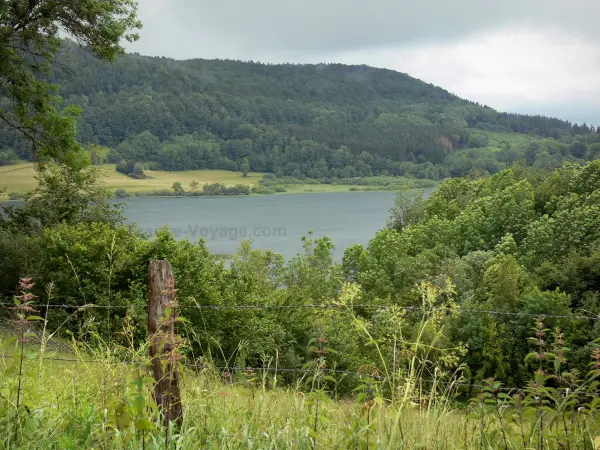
[148,259,183,428]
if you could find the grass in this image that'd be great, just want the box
[0,163,437,199]
[0,346,496,449]
[273,176,437,195]
[0,163,263,199]
[1,282,597,449]
[1,347,598,449]
[281,184,369,194]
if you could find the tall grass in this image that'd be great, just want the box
[1,349,598,449]
[1,311,598,447]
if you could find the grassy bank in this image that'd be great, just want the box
[0,163,263,199]
[0,163,436,199]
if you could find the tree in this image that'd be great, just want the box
[132,163,146,179]
[468,132,489,148]
[388,190,425,230]
[1,163,122,231]
[570,141,588,159]
[89,144,108,165]
[0,0,141,164]
[0,150,17,166]
[524,142,540,165]
[172,181,184,194]
[240,157,250,177]
[189,180,199,191]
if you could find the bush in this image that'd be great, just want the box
[116,159,135,175]
[114,189,130,198]
[274,186,287,193]
[132,163,146,179]
[116,160,147,179]
[145,161,160,171]
[251,186,275,195]
[8,192,23,201]
[0,150,17,166]
[106,150,123,164]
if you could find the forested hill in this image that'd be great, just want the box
[1,41,599,179]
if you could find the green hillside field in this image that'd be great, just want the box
[0,164,264,199]
[0,163,431,199]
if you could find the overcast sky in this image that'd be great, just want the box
[125,0,600,125]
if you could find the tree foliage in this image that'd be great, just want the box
[0,0,140,163]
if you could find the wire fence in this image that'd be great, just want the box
[1,301,599,320]
[2,353,600,396]
[2,300,600,397]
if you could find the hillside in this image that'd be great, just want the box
[1,41,599,180]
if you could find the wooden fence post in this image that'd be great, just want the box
[148,259,183,428]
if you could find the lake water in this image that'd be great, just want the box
[122,191,418,260]
[1,190,432,260]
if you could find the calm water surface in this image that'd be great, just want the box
[122,191,430,260]
[1,190,432,260]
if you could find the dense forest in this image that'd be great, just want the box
[2,41,600,181]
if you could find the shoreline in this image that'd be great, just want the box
[1,162,437,200]
[2,185,435,202]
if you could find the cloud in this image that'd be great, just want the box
[126,0,600,123]
[323,27,600,124]
[130,0,599,59]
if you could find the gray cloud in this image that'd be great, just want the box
[130,0,599,59]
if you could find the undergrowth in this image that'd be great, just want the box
[0,278,599,449]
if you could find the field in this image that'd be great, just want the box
[0,163,264,199]
[1,342,597,449]
[0,164,434,199]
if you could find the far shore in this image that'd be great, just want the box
[0,162,436,200]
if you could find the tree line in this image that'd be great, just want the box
[1,40,599,181]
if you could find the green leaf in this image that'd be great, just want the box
[133,395,145,413]
[302,361,315,370]
[174,317,191,324]
[26,316,45,321]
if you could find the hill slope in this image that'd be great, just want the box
[1,41,599,179]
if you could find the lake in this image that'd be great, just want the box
[1,190,432,260]
[122,191,427,260]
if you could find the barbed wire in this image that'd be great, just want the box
[1,353,599,395]
[1,301,599,321]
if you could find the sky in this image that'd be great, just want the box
[125,0,600,125]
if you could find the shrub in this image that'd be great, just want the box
[116,159,135,175]
[114,188,130,198]
[251,186,275,195]
[8,192,23,201]
[132,163,146,179]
